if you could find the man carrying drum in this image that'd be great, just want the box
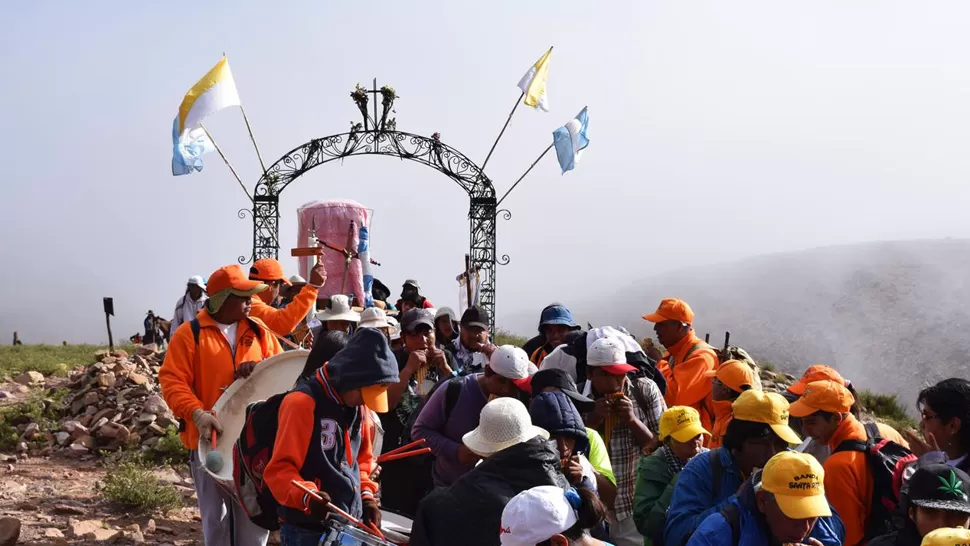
[160,264,284,546]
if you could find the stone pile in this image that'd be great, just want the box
[14,347,181,456]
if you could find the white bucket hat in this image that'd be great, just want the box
[359,307,389,329]
[315,294,361,323]
[462,397,548,457]
[501,486,580,546]
[187,275,206,290]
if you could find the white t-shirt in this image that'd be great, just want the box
[217,321,238,351]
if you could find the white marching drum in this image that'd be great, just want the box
[320,519,396,546]
[198,350,310,496]
[380,510,413,544]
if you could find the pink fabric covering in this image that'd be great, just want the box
[296,200,370,304]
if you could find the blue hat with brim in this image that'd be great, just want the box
[539,305,579,329]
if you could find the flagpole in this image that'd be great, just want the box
[239,106,268,175]
[198,121,253,204]
[481,91,525,172]
[495,143,554,208]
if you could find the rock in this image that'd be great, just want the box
[81,391,100,406]
[73,435,95,449]
[154,525,175,535]
[127,530,146,544]
[111,350,129,359]
[143,394,167,415]
[15,385,29,394]
[68,519,121,541]
[144,519,156,535]
[135,345,155,357]
[53,503,86,515]
[127,373,150,386]
[98,422,130,440]
[42,527,65,538]
[15,442,27,453]
[69,424,90,440]
[136,412,157,425]
[54,431,71,446]
[92,417,109,431]
[14,371,44,385]
[155,415,178,429]
[0,392,10,399]
[22,422,40,438]
[0,517,21,546]
[124,523,141,534]
[96,372,117,388]
[153,469,183,484]
[1,481,27,494]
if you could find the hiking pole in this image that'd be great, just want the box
[723,332,731,353]
[291,480,387,541]
[704,333,710,343]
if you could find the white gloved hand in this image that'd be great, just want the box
[192,409,223,443]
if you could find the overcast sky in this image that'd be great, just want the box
[3,1,970,343]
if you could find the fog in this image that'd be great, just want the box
[3,0,970,403]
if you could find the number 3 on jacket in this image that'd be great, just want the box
[320,419,338,451]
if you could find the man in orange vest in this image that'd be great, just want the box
[248,258,327,335]
[643,298,718,433]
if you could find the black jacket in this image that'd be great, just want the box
[868,528,921,546]
[409,436,569,546]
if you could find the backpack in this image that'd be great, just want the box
[719,503,742,546]
[833,421,917,540]
[398,376,463,450]
[231,379,325,531]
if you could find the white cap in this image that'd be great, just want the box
[359,307,389,329]
[315,295,361,323]
[586,337,638,376]
[488,346,536,392]
[387,316,401,340]
[462,398,548,457]
[289,274,306,284]
[539,344,579,384]
[587,337,626,366]
[187,276,206,290]
[501,486,579,546]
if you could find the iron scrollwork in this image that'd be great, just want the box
[244,83,501,329]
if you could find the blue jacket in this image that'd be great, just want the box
[665,448,744,546]
[686,484,845,546]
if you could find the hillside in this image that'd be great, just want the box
[569,239,970,409]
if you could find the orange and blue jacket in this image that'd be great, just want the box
[657,332,718,433]
[250,284,319,336]
[159,309,282,449]
[822,415,910,546]
[264,368,378,529]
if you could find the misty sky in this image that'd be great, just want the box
[3,1,970,343]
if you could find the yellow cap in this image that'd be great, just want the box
[659,406,711,443]
[920,527,970,546]
[789,380,855,418]
[731,391,802,444]
[761,451,832,519]
[361,384,391,413]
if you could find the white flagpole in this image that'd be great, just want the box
[198,121,253,204]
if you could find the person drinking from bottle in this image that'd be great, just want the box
[159,264,283,546]
[264,327,400,546]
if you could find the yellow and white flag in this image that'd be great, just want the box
[176,56,241,135]
[517,46,552,112]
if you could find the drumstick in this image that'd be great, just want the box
[382,438,426,458]
[290,480,387,541]
[211,428,218,449]
[378,447,431,463]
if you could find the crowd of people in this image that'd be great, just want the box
[157,259,970,546]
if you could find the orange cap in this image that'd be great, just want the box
[642,298,694,324]
[249,258,291,285]
[788,365,846,396]
[705,360,757,393]
[206,265,266,296]
[789,380,855,417]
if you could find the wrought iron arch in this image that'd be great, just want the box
[242,82,501,327]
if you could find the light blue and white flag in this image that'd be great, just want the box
[552,106,589,173]
[171,116,214,175]
[358,225,375,308]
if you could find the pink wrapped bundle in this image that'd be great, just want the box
[296,200,370,304]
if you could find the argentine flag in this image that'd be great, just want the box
[553,106,590,173]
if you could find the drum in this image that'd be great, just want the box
[319,519,394,546]
[380,510,412,544]
[198,350,311,495]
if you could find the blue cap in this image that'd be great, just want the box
[538,305,578,329]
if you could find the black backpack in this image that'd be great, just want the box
[231,379,325,531]
[833,422,917,540]
[399,376,463,449]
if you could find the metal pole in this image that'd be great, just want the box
[105,313,114,351]
[495,143,554,208]
[481,91,525,172]
[198,122,254,204]
[239,105,268,175]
